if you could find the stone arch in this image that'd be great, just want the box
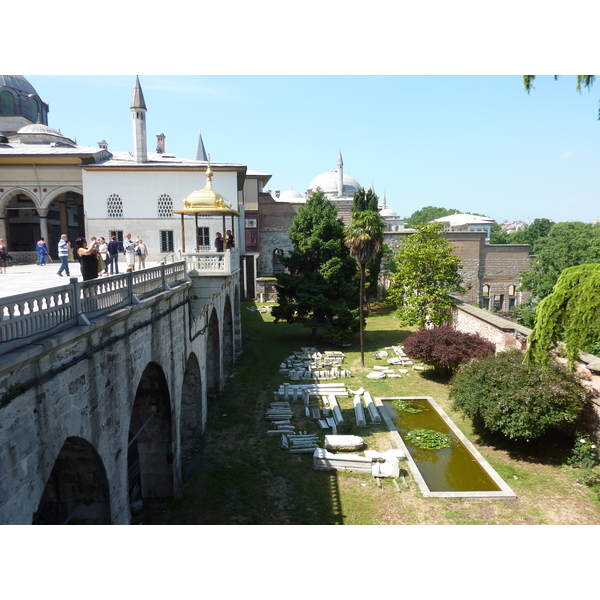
[32,436,111,525]
[180,352,204,452]
[40,188,85,254]
[1,189,40,252]
[127,362,174,509]
[223,295,234,369]
[41,185,83,207]
[206,307,221,396]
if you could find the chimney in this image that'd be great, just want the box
[156,133,165,154]
[275,188,280,199]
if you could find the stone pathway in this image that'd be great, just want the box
[0,260,163,299]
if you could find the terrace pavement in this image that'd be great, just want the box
[0,259,162,300]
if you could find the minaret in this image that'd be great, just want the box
[130,76,147,163]
[196,130,208,161]
[337,150,343,198]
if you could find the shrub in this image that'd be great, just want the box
[450,349,593,440]
[402,326,495,376]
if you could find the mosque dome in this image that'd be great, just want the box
[380,206,397,217]
[14,123,75,146]
[308,169,361,196]
[0,75,39,97]
[278,188,306,203]
[0,75,49,130]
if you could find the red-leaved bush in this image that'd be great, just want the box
[402,326,496,375]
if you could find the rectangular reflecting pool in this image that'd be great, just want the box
[377,396,516,499]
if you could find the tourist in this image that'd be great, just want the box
[0,238,8,274]
[75,237,100,281]
[97,236,109,276]
[226,230,235,250]
[123,232,138,271]
[36,237,49,266]
[56,234,71,277]
[136,238,148,270]
[107,235,120,275]
[214,232,224,253]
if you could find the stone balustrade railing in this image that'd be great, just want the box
[0,262,187,356]
[181,250,240,275]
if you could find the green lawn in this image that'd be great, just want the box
[137,301,600,525]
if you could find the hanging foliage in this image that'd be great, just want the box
[525,264,600,370]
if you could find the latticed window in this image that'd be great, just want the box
[107,194,123,218]
[157,193,173,218]
[197,227,210,249]
[160,230,174,253]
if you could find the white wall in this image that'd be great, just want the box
[82,168,241,256]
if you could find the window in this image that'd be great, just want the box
[109,230,123,243]
[245,218,257,229]
[508,297,517,310]
[196,227,210,250]
[107,194,123,218]
[0,91,15,115]
[157,194,173,218]
[482,284,490,297]
[508,284,516,296]
[160,230,174,253]
[29,97,39,123]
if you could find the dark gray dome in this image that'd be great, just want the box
[0,75,39,97]
[0,75,49,129]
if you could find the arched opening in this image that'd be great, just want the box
[206,308,221,396]
[180,352,203,451]
[223,295,234,369]
[3,191,38,252]
[32,436,111,525]
[43,190,85,255]
[0,189,83,258]
[128,362,174,511]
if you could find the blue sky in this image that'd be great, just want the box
[9,3,599,228]
[27,74,600,224]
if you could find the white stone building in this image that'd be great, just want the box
[1,75,261,272]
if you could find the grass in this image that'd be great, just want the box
[137,301,600,525]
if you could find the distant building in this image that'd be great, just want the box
[382,213,532,313]
[305,151,361,225]
[0,75,108,259]
[431,213,495,244]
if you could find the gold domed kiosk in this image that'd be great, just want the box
[173,158,240,273]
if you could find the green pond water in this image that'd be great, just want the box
[384,399,501,493]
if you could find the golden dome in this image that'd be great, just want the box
[173,159,240,216]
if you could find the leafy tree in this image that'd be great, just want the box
[524,75,596,93]
[515,222,600,327]
[524,75,599,119]
[344,208,384,366]
[525,264,600,370]
[516,218,555,252]
[490,219,555,249]
[402,326,495,376]
[272,188,359,342]
[406,206,459,228]
[451,349,593,440]
[387,222,466,327]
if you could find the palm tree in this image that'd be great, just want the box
[344,209,385,366]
